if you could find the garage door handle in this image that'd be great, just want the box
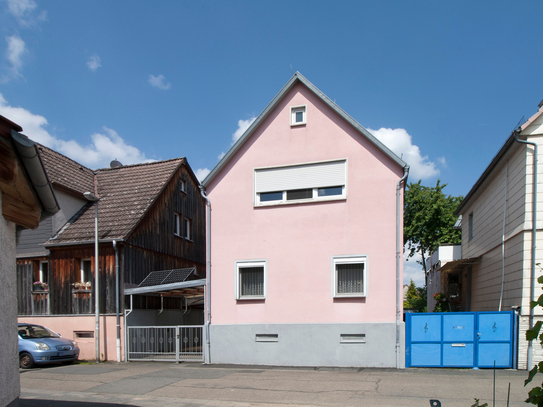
[477,333,481,339]
[451,344,465,347]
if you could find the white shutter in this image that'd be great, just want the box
[255,160,346,193]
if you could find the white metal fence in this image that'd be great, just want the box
[127,326,204,362]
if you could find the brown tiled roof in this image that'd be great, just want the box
[47,158,185,244]
[37,145,95,195]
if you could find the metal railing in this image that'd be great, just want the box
[127,326,204,362]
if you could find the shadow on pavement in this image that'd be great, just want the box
[20,400,136,407]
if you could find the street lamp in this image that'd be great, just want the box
[84,191,100,363]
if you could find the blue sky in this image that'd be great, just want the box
[1,0,541,286]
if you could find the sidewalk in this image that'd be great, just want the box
[20,362,529,407]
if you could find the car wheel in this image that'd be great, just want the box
[19,352,35,369]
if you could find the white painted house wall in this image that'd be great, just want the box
[457,106,543,369]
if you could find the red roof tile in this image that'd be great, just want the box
[47,158,185,244]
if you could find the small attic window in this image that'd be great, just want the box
[291,105,306,126]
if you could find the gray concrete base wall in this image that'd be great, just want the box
[209,322,405,368]
[0,192,20,407]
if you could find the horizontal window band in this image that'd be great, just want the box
[255,160,346,193]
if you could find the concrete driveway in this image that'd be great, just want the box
[20,362,529,407]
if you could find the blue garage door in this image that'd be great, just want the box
[406,311,517,368]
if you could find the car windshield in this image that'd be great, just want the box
[18,325,59,339]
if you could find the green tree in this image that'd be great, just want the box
[404,279,427,312]
[404,180,463,283]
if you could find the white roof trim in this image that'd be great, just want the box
[202,72,406,187]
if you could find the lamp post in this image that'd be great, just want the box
[84,191,100,363]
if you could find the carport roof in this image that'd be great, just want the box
[124,278,206,297]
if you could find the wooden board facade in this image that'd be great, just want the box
[17,161,206,316]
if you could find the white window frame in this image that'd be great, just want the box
[39,261,49,284]
[290,105,306,126]
[81,258,92,283]
[331,255,367,298]
[174,213,181,236]
[184,217,192,240]
[254,159,347,207]
[235,260,267,300]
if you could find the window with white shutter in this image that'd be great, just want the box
[254,160,347,206]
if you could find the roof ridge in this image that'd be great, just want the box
[97,157,185,172]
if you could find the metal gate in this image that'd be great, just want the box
[406,311,517,368]
[127,326,204,362]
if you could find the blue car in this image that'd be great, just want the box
[18,323,80,369]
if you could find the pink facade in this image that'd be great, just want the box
[18,315,124,361]
[206,81,405,326]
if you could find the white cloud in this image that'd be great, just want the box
[6,0,46,27]
[438,156,447,168]
[0,93,152,169]
[369,127,439,181]
[5,35,26,79]
[232,117,256,143]
[217,151,225,160]
[58,128,153,168]
[86,55,101,72]
[148,74,171,90]
[195,168,210,182]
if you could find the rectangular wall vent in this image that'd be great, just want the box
[340,334,366,344]
[74,331,94,339]
[255,334,278,342]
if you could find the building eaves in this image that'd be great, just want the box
[202,72,407,187]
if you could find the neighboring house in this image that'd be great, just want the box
[453,100,543,370]
[16,145,206,361]
[201,72,409,368]
[425,244,462,311]
[0,116,58,407]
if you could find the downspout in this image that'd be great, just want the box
[199,185,211,364]
[112,240,121,362]
[396,165,409,369]
[514,129,537,370]
[499,163,508,311]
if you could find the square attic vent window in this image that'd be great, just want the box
[291,105,306,126]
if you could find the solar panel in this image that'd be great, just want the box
[138,268,195,287]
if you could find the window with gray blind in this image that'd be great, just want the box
[254,160,346,206]
[332,256,367,297]
[236,260,267,299]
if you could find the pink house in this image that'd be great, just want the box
[201,73,409,367]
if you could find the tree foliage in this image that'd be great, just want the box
[404,180,463,276]
[525,271,543,405]
[403,279,427,312]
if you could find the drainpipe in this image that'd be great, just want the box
[396,165,409,369]
[199,185,211,364]
[514,129,537,370]
[499,163,508,312]
[112,240,121,362]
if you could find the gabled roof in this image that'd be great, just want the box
[455,104,543,216]
[46,158,185,245]
[37,145,95,196]
[202,72,407,187]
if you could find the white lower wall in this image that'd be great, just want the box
[518,315,543,370]
[210,322,405,368]
[0,192,20,407]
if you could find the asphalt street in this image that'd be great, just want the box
[19,362,530,407]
